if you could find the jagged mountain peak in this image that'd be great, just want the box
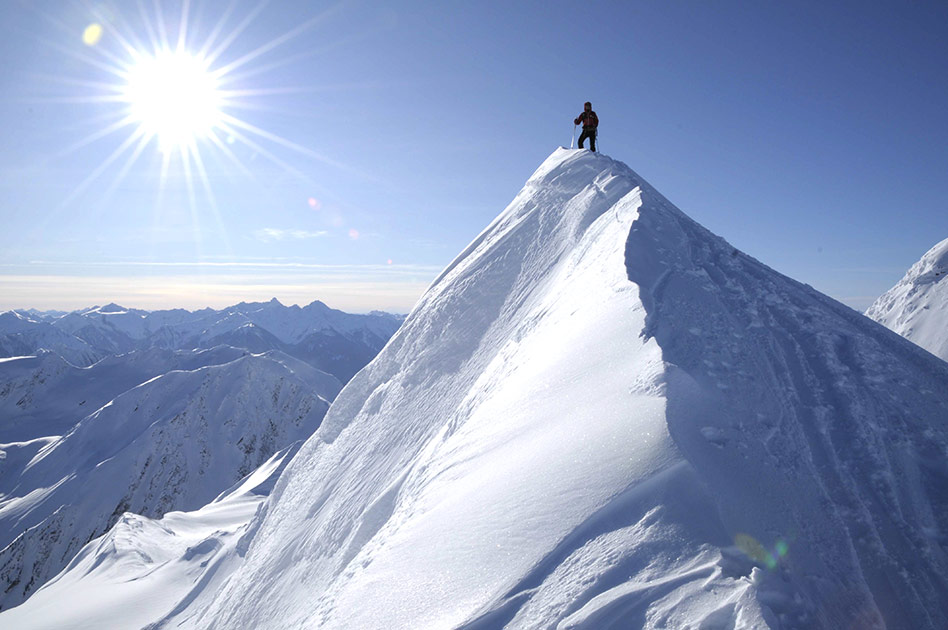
[233,297,285,311]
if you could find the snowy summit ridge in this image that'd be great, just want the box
[5,149,948,630]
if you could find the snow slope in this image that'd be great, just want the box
[866,237,948,361]
[0,444,296,630]
[0,351,340,610]
[9,149,948,629]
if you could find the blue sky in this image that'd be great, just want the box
[1,0,946,313]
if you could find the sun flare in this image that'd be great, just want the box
[124,50,222,151]
[48,1,340,218]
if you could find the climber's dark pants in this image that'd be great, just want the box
[578,128,597,152]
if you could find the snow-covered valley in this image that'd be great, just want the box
[2,149,947,629]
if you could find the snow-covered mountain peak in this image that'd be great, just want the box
[6,149,947,629]
[10,309,65,321]
[188,148,948,630]
[2,297,403,381]
[866,236,948,360]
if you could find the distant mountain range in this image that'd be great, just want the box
[0,298,404,383]
[0,299,404,611]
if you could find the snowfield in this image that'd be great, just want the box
[3,148,947,629]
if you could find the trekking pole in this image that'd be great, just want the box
[570,124,577,149]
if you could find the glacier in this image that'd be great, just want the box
[4,148,948,629]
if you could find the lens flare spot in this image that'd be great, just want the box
[387,259,393,265]
[348,228,359,240]
[736,533,787,571]
[735,533,769,565]
[308,197,321,210]
[83,24,103,46]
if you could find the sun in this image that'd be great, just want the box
[123,49,222,152]
[48,2,341,214]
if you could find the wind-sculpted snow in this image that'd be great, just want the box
[0,351,340,610]
[188,149,946,630]
[9,149,948,629]
[867,237,948,361]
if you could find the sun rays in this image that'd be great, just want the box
[44,1,341,224]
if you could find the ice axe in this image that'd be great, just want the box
[570,124,577,149]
